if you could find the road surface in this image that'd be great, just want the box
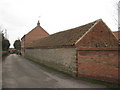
[2,54,106,88]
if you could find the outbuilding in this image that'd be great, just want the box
[21,21,49,55]
[25,19,119,83]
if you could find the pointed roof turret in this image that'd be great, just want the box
[37,20,40,26]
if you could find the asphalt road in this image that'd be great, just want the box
[2,54,106,88]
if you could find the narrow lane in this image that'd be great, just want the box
[2,54,106,88]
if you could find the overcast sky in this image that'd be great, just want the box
[0,0,118,48]
[119,1,120,28]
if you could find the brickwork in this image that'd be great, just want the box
[21,22,49,55]
[23,19,119,84]
[76,20,118,49]
[77,50,119,83]
[24,26,49,47]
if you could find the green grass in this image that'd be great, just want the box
[25,57,120,88]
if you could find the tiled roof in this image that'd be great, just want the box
[21,21,49,40]
[113,31,120,40]
[27,20,98,48]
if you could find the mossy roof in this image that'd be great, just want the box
[27,20,98,48]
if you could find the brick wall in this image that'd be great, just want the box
[76,20,118,49]
[77,50,119,83]
[24,26,49,47]
[25,48,77,76]
[24,48,119,83]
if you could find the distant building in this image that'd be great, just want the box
[25,19,119,83]
[9,48,16,54]
[21,21,49,55]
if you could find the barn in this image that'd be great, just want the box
[25,19,119,83]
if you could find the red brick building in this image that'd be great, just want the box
[21,21,49,55]
[25,19,119,83]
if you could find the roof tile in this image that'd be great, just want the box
[27,20,98,48]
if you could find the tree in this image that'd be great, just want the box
[13,40,21,50]
[2,33,10,51]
